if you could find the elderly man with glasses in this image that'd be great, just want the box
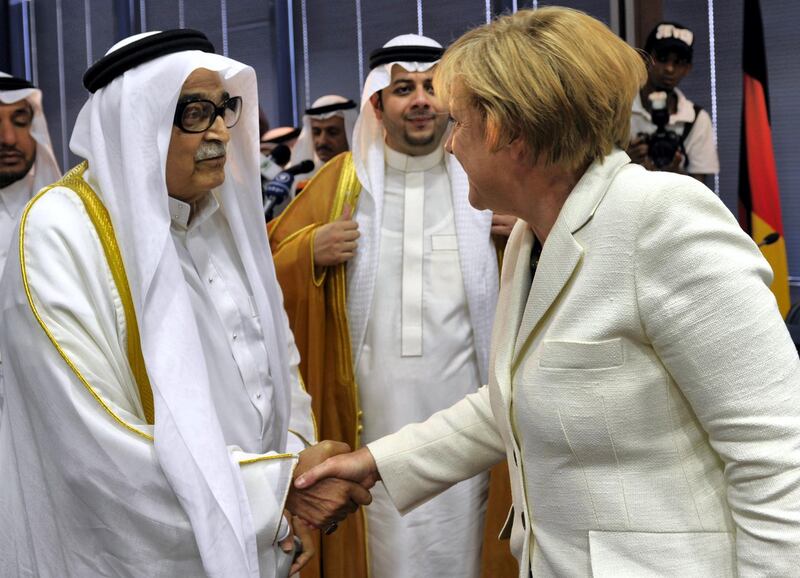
[0,30,370,578]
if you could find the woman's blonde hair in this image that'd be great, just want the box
[435,7,646,169]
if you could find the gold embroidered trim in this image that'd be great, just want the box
[309,226,328,288]
[238,452,297,466]
[20,162,154,440]
[288,429,313,448]
[329,154,363,449]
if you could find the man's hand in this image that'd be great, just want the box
[663,149,685,173]
[295,446,381,491]
[289,516,315,575]
[313,204,359,267]
[296,440,351,477]
[286,441,373,529]
[277,513,316,575]
[626,135,650,166]
[491,213,517,238]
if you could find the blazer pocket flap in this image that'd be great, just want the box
[432,234,458,251]
[588,530,735,577]
[539,338,623,370]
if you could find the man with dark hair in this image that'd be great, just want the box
[0,72,60,274]
[627,22,719,182]
[270,33,515,578]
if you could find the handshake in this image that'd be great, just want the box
[282,441,379,570]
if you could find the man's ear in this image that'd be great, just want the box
[369,92,383,122]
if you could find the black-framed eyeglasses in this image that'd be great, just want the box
[173,96,243,133]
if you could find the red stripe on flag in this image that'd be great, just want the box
[743,73,784,235]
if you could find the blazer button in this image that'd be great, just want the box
[521,511,526,530]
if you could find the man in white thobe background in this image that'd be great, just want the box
[273,34,514,578]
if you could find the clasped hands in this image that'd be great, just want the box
[286,441,379,532]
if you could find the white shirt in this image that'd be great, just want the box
[355,144,486,578]
[169,194,277,453]
[0,170,36,276]
[631,87,720,175]
[0,170,36,389]
[357,144,481,442]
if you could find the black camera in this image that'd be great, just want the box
[641,92,683,169]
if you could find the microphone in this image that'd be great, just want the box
[758,232,781,247]
[260,144,292,181]
[263,159,316,220]
[284,159,315,177]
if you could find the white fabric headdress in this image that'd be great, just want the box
[347,34,498,381]
[0,72,61,193]
[70,32,293,577]
[289,94,357,175]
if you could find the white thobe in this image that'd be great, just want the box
[356,145,488,578]
[0,170,35,275]
[0,179,312,577]
[0,170,36,405]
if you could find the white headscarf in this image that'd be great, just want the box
[289,94,357,174]
[0,72,61,193]
[69,33,293,577]
[347,34,498,382]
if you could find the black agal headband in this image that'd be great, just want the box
[0,76,35,91]
[368,45,443,70]
[83,29,215,93]
[305,100,357,116]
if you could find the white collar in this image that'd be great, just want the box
[0,168,35,215]
[168,192,219,230]
[384,142,444,173]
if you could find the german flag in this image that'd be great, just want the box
[738,0,790,316]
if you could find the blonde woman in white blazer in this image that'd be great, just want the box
[296,8,800,577]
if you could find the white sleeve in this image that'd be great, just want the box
[635,180,800,575]
[684,109,720,174]
[368,385,505,514]
[281,306,317,449]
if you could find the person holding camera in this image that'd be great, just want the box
[628,22,719,183]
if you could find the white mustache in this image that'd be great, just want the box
[195,141,226,161]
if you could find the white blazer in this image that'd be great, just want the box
[368,150,800,577]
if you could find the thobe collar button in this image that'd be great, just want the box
[256,392,262,399]
[232,333,238,341]
[384,142,444,172]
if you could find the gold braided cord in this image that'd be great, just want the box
[20,162,155,430]
[329,154,362,449]
[238,452,297,466]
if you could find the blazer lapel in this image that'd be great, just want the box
[492,222,533,406]
[511,150,631,368]
[512,221,583,367]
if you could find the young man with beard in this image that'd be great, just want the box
[270,34,515,578]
